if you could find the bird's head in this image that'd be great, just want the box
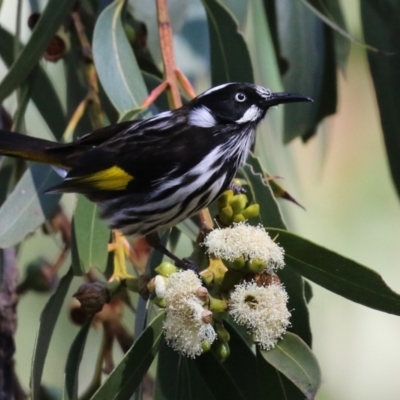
[187,82,312,128]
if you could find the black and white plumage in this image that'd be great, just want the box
[0,82,311,237]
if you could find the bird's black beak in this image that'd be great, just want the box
[263,92,313,107]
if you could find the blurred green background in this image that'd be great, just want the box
[1,0,400,399]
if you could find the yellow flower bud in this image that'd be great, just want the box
[155,261,179,277]
[219,206,234,225]
[241,204,260,219]
[230,194,248,214]
[232,214,246,223]
[218,190,234,208]
[247,258,266,273]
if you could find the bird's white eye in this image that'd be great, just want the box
[235,93,246,102]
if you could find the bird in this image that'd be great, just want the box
[0,82,311,264]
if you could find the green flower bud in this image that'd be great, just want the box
[241,204,260,219]
[152,296,167,308]
[155,261,178,277]
[219,206,233,225]
[213,341,230,362]
[201,340,212,353]
[227,257,246,270]
[218,190,234,208]
[230,194,248,214]
[247,258,266,273]
[216,326,230,342]
[232,213,245,223]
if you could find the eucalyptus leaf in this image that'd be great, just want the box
[275,0,323,142]
[268,228,400,315]
[257,347,306,400]
[260,332,321,399]
[155,343,215,400]
[90,312,165,400]
[194,351,247,400]
[361,1,400,199]
[31,268,74,400]
[202,0,254,85]
[240,153,286,229]
[63,320,92,400]
[0,0,75,103]
[71,196,110,276]
[0,164,62,248]
[93,0,148,115]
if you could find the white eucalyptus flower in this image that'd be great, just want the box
[202,222,285,272]
[163,297,217,358]
[229,281,291,350]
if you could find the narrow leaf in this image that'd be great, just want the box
[268,228,400,315]
[71,196,110,276]
[0,164,62,248]
[0,0,75,103]
[202,0,254,85]
[63,320,92,400]
[223,321,263,400]
[278,266,312,347]
[260,332,321,400]
[241,153,286,229]
[91,312,165,400]
[0,26,66,136]
[361,1,400,199]
[93,0,148,115]
[31,268,74,400]
[257,348,305,400]
[155,343,215,400]
[275,0,325,142]
[194,352,247,400]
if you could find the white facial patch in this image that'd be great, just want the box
[235,104,261,124]
[198,83,232,98]
[189,106,217,128]
[255,85,272,99]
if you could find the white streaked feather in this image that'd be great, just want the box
[235,105,261,124]
[198,83,232,98]
[189,106,217,128]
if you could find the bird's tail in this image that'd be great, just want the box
[0,129,67,168]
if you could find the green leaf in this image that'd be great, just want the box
[93,0,148,115]
[257,348,305,400]
[0,164,62,248]
[275,0,328,142]
[260,332,321,400]
[241,153,286,229]
[223,321,263,400]
[0,26,66,136]
[202,0,254,85]
[0,0,75,103]
[155,343,215,400]
[91,312,165,400]
[71,196,110,276]
[63,320,92,400]
[361,1,400,199]
[31,268,74,400]
[194,351,247,400]
[268,228,400,315]
[278,266,312,347]
[318,0,351,70]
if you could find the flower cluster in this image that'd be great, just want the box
[154,270,217,358]
[202,222,285,272]
[229,281,291,350]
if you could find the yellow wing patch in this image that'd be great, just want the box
[80,166,134,190]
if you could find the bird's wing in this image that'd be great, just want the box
[48,111,212,200]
